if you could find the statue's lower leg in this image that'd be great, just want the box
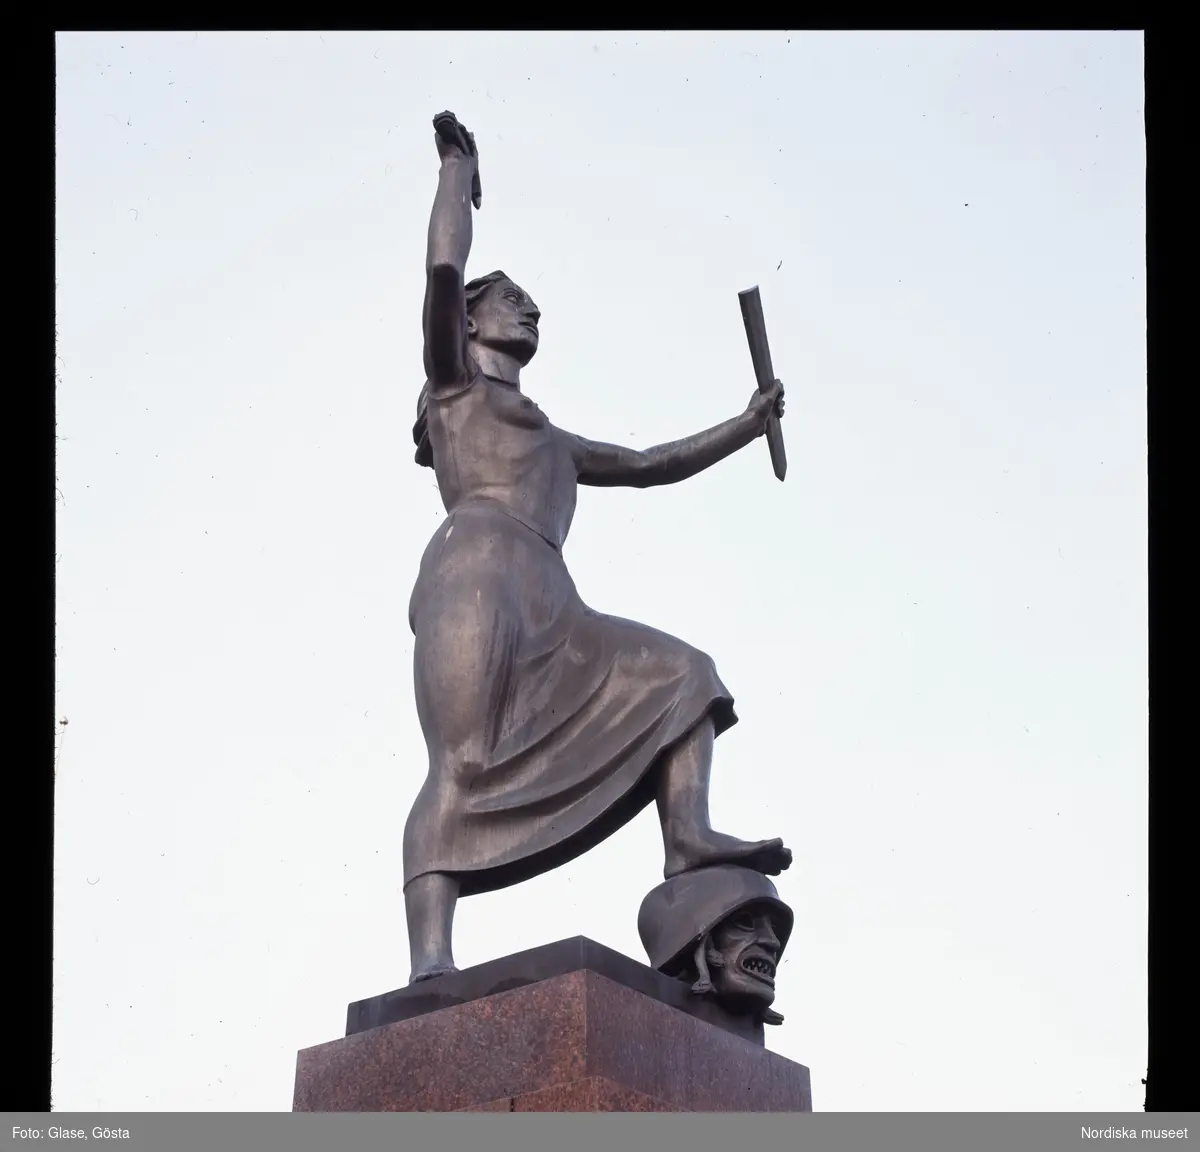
[405,872,460,984]
[657,714,791,879]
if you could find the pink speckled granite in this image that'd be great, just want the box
[583,970,812,1111]
[462,1077,674,1112]
[460,1097,514,1112]
[294,970,588,1113]
[294,969,811,1113]
[512,1077,678,1112]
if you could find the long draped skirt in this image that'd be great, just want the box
[403,502,737,897]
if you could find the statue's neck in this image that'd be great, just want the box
[471,345,523,389]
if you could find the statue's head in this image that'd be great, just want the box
[465,270,539,367]
[638,865,794,1026]
[413,270,539,468]
[703,901,784,1013]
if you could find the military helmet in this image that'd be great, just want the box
[638,864,793,976]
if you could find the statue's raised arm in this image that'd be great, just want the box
[422,112,480,395]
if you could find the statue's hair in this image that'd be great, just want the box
[412,270,511,469]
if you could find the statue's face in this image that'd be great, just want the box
[468,279,539,364]
[709,904,782,1012]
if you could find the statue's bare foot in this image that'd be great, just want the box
[664,833,792,879]
[408,960,458,985]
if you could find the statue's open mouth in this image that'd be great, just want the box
[739,952,776,985]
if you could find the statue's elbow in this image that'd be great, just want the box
[426,260,465,293]
[632,458,670,488]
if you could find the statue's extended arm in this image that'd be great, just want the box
[571,381,784,489]
[422,114,479,394]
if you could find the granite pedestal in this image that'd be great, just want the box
[293,937,812,1112]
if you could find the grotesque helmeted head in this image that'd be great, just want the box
[638,865,793,1025]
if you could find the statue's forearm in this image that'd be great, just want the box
[426,158,474,274]
[574,410,762,488]
[639,410,760,486]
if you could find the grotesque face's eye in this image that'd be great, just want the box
[732,912,755,933]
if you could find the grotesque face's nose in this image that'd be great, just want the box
[758,914,781,954]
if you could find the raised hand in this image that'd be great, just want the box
[433,111,482,209]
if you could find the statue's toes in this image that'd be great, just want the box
[742,839,792,876]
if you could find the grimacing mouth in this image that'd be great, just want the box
[738,949,777,985]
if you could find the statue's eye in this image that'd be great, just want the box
[733,913,755,932]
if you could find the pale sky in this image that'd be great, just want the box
[53,30,1146,1112]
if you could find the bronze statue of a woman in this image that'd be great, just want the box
[403,112,791,984]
